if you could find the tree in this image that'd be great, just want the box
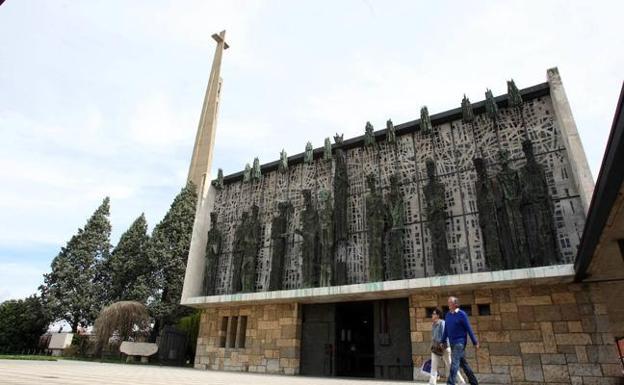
[93,301,150,356]
[101,214,152,304]
[149,182,197,332]
[40,197,112,332]
[0,296,51,353]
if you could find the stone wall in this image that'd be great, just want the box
[408,283,623,384]
[194,303,301,374]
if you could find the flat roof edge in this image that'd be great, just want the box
[219,82,551,184]
[181,264,573,308]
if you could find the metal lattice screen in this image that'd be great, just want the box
[210,95,585,294]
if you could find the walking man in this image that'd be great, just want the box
[441,296,479,385]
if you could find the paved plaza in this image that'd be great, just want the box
[0,359,427,385]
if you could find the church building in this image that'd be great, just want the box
[180,31,624,384]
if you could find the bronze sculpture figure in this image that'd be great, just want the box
[494,150,530,268]
[424,159,451,275]
[298,190,321,288]
[203,212,222,295]
[473,158,504,271]
[519,140,560,266]
[365,174,385,282]
[385,174,405,280]
[268,202,292,291]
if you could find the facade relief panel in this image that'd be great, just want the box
[200,93,586,295]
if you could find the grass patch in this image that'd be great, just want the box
[0,355,58,361]
[62,356,164,366]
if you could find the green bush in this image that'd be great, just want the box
[176,311,201,364]
[69,334,95,357]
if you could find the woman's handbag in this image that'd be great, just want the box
[431,341,446,356]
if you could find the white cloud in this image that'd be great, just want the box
[128,93,195,150]
[0,0,622,301]
[0,261,47,302]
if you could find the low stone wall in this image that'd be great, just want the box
[409,282,623,384]
[194,303,301,374]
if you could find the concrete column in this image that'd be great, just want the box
[225,315,234,349]
[547,67,595,215]
[181,183,216,302]
[181,31,228,303]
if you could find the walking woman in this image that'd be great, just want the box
[429,307,465,385]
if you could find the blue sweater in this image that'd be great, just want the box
[441,309,478,346]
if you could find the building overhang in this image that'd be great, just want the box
[574,82,624,281]
[182,264,574,308]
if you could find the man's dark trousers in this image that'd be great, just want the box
[447,343,478,385]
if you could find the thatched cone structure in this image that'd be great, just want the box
[94,301,151,357]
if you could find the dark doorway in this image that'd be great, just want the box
[300,303,335,376]
[300,298,412,380]
[373,298,413,379]
[335,301,375,378]
[158,326,187,366]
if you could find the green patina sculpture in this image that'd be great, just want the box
[385,174,405,280]
[507,79,523,108]
[461,95,474,124]
[420,106,433,134]
[268,201,292,291]
[252,157,261,181]
[485,89,499,122]
[333,134,348,242]
[304,142,314,164]
[203,212,222,295]
[333,133,348,285]
[297,190,321,288]
[519,140,560,266]
[386,119,396,144]
[473,158,504,271]
[365,174,385,282]
[243,163,251,183]
[364,121,375,146]
[494,150,530,269]
[279,149,288,173]
[212,168,224,190]
[318,189,334,287]
[240,205,262,292]
[423,159,451,275]
[323,137,332,161]
[508,79,528,138]
[231,211,249,293]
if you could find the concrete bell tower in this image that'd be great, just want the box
[181,31,229,303]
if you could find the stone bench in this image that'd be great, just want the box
[119,342,158,363]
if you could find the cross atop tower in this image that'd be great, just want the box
[212,30,230,49]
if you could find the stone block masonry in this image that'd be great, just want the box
[408,283,623,385]
[193,279,623,384]
[195,303,301,375]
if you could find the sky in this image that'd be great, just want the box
[0,0,622,302]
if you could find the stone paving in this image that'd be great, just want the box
[0,359,427,385]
